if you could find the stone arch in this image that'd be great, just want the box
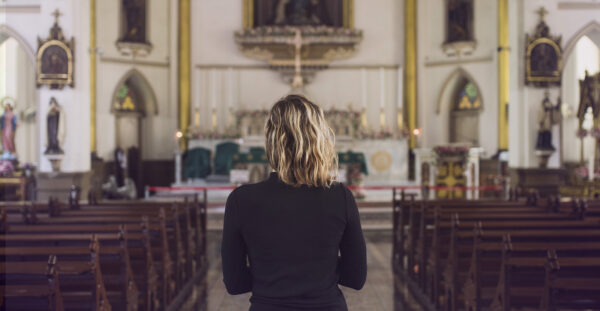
[110,68,158,115]
[436,67,483,145]
[563,21,600,63]
[0,24,39,165]
[436,67,484,115]
[0,24,35,64]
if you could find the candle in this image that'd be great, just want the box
[397,67,404,130]
[211,69,217,110]
[227,67,233,109]
[361,68,367,109]
[379,67,385,109]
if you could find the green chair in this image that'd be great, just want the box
[183,147,212,179]
[214,142,240,175]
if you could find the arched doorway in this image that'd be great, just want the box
[437,68,483,146]
[561,22,600,165]
[111,69,158,197]
[0,26,38,165]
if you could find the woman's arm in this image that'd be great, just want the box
[221,190,252,294]
[338,186,367,290]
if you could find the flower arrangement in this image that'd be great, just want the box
[187,127,241,140]
[433,145,470,157]
[356,127,408,140]
[576,128,588,138]
[591,128,600,139]
[575,166,589,179]
[0,160,15,176]
[21,163,36,170]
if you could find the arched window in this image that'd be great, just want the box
[450,79,481,145]
[446,0,474,43]
[120,0,148,44]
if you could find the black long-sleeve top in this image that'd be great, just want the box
[221,172,367,311]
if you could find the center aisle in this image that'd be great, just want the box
[199,231,420,311]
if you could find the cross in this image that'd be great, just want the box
[51,9,62,25]
[536,6,548,21]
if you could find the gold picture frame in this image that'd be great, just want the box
[243,0,354,29]
[36,10,74,90]
[525,8,562,87]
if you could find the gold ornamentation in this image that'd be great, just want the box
[524,7,563,87]
[36,9,74,89]
[370,151,392,172]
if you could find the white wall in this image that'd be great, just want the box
[416,0,498,157]
[96,0,176,161]
[1,0,91,172]
[508,0,600,168]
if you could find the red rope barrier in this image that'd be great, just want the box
[147,185,503,192]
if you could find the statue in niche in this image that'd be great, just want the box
[535,91,561,151]
[45,97,65,155]
[0,101,18,158]
[446,0,473,43]
[121,0,146,43]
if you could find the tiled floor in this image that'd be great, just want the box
[193,231,418,311]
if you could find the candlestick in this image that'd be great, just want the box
[361,108,367,129]
[194,108,200,128]
[397,109,403,130]
[380,107,386,129]
[211,108,217,131]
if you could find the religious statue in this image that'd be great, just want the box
[536,92,561,151]
[45,97,65,155]
[535,91,561,168]
[121,0,147,43]
[0,102,18,158]
[446,0,474,43]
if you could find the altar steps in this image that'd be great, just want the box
[206,206,393,232]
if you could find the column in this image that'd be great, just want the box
[498,0,509,150]
[179,0,191,150]
[404,0,417,149]
[90,0,97,154]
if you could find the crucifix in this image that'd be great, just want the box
[536,7,548,22]
[289,28,304,89]
[52,9,63,25]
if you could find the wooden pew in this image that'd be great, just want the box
[1,237,113,311]
[1,255,65,311]
[464,231,600,310]
[490,239,600,311]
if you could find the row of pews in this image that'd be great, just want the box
[0,196,207,311]
[392,191,600,311]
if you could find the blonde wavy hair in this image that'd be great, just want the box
[265,95,338,188]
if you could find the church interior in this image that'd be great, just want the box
[2,0,600,310]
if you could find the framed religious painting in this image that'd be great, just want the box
[525,8,562,87]
[37,10,74,90]
[243,0,354,29]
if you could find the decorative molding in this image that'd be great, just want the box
[558,2,600,10]
[99,56,169,68]
[425,55,494,68]
[0,5,40,13]
[194,64,401,70]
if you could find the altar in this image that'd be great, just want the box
[179,107,408,186]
